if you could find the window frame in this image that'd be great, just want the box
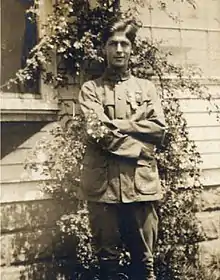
[0,0,59,122]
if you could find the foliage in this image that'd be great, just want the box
[21,1,220,280]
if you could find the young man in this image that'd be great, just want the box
[78,19,169,280]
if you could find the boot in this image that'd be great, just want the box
[129,265,156,280]
[146,271,156,280]
[99,259,121,280]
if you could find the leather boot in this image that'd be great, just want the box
[130,266,156,280]
[146,271,156,280]
[99,259,120,280]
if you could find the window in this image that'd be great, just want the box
[0,0,58,121]
[1,0,39,93]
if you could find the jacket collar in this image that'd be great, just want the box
[102,68,131,82]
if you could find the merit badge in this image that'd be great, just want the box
[126,90,138,111]
[135,91,142,105]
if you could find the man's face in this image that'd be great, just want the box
[104,31,132,70]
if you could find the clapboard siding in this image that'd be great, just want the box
[179,98,220,113]
[1,96,219,182]
[2,140,220,164]
[2,153,220,181]
[201,169,220,187]
[1,148,32,164]
[0,228,76,266]
[1,123,57,183]
[0,180,50,203]
[0,199,65,234]
[1,142,219,182]
[1,169,219,204]
[195,140,220,154]
[188,126,220,141]
[1,261,76,280]
[184,112,219,127]
[131,0,220,78]
[1,163,48,182]
[201,154,220,169]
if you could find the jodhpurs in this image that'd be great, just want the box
[87,201,158,279]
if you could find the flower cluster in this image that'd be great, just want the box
[85,109,110,142]
[57,202,96,270]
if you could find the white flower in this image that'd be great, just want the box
[87,129,93,135]
[73,41,82,49]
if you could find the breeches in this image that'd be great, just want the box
[88,201,158,277]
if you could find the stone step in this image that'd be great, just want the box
[197,186,220,211]
[0,228,77,266]
[199,239,220,268]
[0,260,76,280]
[0,199,71,233]
[196,211,220,240]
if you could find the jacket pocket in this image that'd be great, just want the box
[81,154,108,196]
[134,158,160,195]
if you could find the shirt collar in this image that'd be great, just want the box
[102,68,131,82]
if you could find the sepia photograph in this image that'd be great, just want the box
[1,0,220,279]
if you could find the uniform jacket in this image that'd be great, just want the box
[77,69,167,203]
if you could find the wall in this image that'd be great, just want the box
[0,122,78,279]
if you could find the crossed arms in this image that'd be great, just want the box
[78,80,169,159]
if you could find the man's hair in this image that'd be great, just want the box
[102,18,140,45]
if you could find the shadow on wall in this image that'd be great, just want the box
[1,230,78,280]
[1,122,49,159]
[19,260,75,280]
[18,254,77,280]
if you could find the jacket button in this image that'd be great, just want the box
[117,96,122,100]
